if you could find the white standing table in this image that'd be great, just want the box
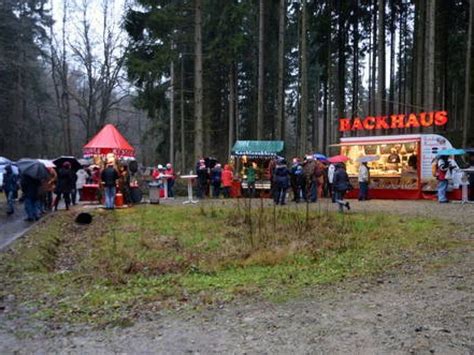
[180,175,198,204]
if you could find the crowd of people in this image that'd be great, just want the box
[185,155,368,212]
[2,159,135,220]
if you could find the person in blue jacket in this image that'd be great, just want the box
[273,158,290,205]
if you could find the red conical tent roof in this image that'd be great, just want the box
[83,124,135,158]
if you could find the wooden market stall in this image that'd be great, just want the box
[230,140,284,197]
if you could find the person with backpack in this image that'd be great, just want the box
[436,155,455,203]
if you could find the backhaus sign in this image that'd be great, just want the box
[339,111,448,132]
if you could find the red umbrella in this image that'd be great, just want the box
[327,155,350,163]
[83,124,135,159]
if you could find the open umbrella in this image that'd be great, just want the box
[436,148,465,156]
[357,155,380,163]
[17,159,49,180]
[313,153,328,161]
[0,157,12,165]
[53,156,82,171]
[328,155,350,164]
[37,159,56,168]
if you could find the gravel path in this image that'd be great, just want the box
[0,199,473,354]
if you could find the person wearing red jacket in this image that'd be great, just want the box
[165,163,176,198]
[221,164,234,198]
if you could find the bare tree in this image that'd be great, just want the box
[68,0,129,139]
[49,0,72,154]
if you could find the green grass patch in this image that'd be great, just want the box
[0,203,461,326]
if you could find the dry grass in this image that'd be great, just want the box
[0,202,461,326]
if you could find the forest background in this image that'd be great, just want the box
[1,0,473,171]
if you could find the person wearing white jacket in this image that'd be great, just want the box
[358,162,370,201]
[328,163,336,202]
[76,168,88,202]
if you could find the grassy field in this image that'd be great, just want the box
[0,202,460,326]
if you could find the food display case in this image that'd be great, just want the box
[337,134,462,200]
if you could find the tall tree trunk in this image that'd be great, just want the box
[313,76,320,150]
[228,65,235,156]
[276,0,285,141]
[463,0,473,147]
[300,0,308,155]
[414,0,425,110]
[371,0,377,115]
[397,1,404,114]
[169,60,175,166]
[424,0,435,113]
[389,0,395,116]
[336,0,346,124]
[352,0,359,118]
[180,56,186,171]
[194,0,203,161]
[376,0,386,116]
[257,0,265,139]
[325,2,333,153]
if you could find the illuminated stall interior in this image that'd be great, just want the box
[231,140,284,191]
[341,141,419,190]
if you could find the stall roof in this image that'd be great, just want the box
[331,134,424,146]
[231,140,284,157]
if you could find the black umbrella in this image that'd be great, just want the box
[17,159,49,180]
[53,156,82,171]
[204,157,218,169]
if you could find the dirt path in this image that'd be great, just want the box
[0,200,473,354]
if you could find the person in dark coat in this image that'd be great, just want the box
[196,161,209,199]
[273,158,290,205]
[101,163,119,209]
[294,165,305,203]
[3,165,18,215]
[21,174,41,221]
[54,162,75,211]
[210,163,222,198]
[332,163,351,212]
